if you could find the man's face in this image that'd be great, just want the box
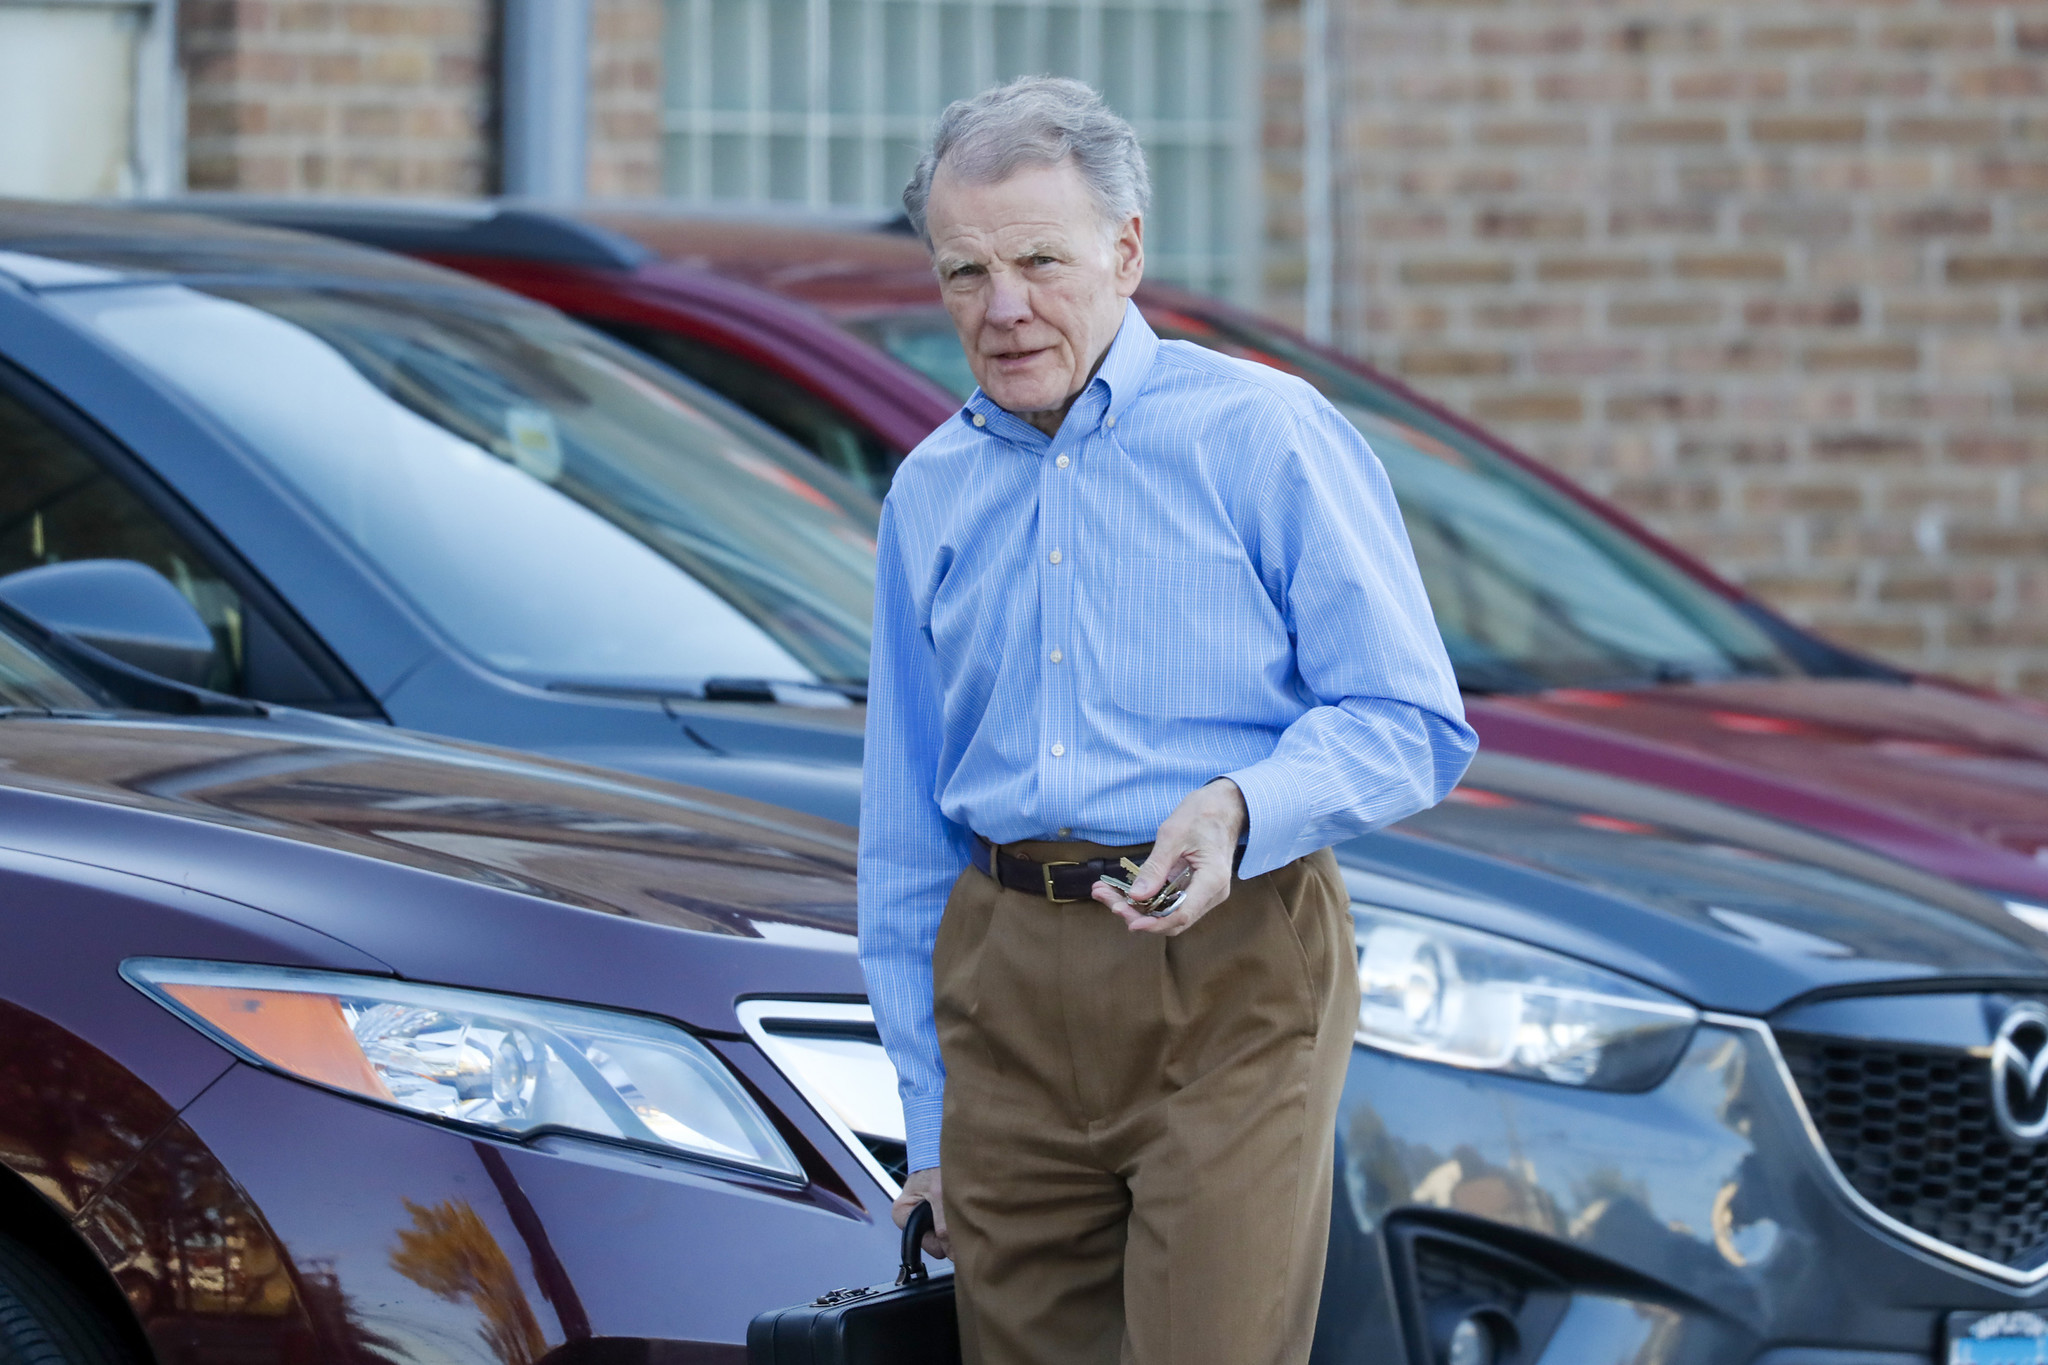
[925,158,1144,428]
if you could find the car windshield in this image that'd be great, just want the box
[847,306,1811,693]
[0,617,102,711]
[55,282,877,692]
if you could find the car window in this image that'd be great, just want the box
[845,305,1806,693]
[0,615,102,711]
[55,284,877,692]
[0,386,250,694]
[588,319,901,497]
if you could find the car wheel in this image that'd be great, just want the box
[0,1235,134,1365]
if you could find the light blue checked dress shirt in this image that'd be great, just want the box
[858,303,1476,1171]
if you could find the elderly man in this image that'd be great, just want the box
[858,77,1474,1365]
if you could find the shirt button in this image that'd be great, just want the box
[1051,743,1066,757]
[1058,827,1072,838]
[1104,414,1117,429]
[971,412,986,427]
[1049,648,1063,663]
[1056,454,1070,469]
[1049,548,1062,564]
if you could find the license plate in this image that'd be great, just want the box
[1948,1311,2048,1364]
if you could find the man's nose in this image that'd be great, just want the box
[985,273,1032,330]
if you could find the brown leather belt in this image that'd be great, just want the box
[970,833,1243,903]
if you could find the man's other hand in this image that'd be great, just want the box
[1092,778,1247,937]
[893,1166,951,1260]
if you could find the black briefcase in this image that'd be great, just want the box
[747,1199,961,1365]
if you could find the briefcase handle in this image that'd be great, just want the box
[897,1198,936,1286]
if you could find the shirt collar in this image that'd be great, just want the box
[959,299,1158,442]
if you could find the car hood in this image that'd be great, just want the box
[1466,678,2048,904]
[1349,749,2048,1015]
[0,710,865,1030]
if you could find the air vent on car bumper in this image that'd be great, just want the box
[736,1000,907,1194]
[1775,1025,2048,1275]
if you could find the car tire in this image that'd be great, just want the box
[0,1235,135,1365]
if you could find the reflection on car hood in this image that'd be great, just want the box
[1346,750,2048,1014]
[1469,679,2048,901]
[0,711,858,944]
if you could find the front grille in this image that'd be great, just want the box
[1413,1239,1528,1314]
[1777,1032,2048,1270]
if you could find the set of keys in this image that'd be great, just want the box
[1095,857,1194,918]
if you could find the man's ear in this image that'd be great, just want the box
[1113,214,1145,297]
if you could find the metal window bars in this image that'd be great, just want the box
[661,0,1258,300]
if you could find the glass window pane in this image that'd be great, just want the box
[0,388,248,694]
[768,0,807,115]
[709,0,750,111]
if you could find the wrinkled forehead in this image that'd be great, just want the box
[925,157,1119,263]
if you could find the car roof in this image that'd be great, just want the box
[0,198,507,294]
[127,194,667,272]
[579,207,944,315]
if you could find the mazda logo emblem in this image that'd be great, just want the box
[1992,1003,2048,1143]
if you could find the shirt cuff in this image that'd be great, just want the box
[903,1089,946,1174]
[1223,757,1310,879]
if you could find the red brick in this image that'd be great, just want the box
[1952,66,2048,100]
[1471,22,1584,55]
[1744,293,1860,328]
[1878,18,1996,51]
[1675,251,1787,281]
[1671,68,1790,102]
[1536,254,1654,281]
[1477,207,1588,240]
[1812,431,1925,463]
[1947,254,2048,285]
[1471,390,1586,423]
[1803,340,1920,373]
[1605,200,1720,240]
[1744,21,1853,51]
[1606,389,1721,421]
[1400,256,1516,286]
[1750,113,1867,144]
[1475,118,1588,147]
[1398,347,1514,378]
[1890,114,2002,145]
[1608,18,1719,55]
[1472,299,1586,330]
[1618,116,1727,146]
[1740,203,1853,239]
[1611,297,1721,327]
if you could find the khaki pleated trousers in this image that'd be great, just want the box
[933,840,1358,1365]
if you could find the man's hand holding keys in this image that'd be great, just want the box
[1090,778,1248,936]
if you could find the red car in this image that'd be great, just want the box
[169,198,2048,913]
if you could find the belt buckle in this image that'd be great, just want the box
[1040,860,1082,903]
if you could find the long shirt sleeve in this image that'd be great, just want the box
[857,498,972,1173]
[1224,396,1476,876]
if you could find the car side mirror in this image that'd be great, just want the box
[0,560,218,687]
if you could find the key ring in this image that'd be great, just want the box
[1096,859,1194,918]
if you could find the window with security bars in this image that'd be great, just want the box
[660,0,1258,300]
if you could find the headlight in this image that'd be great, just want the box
[1353,905,1697,1091]
[124,959,802,1180]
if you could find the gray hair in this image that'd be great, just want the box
[903,76,1151,248]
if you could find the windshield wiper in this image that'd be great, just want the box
[549,677,866,707]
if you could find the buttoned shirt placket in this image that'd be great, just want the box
[1036,384,1097,842]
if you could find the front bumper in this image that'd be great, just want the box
[1315,1019,2048,1365]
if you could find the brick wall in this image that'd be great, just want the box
[587,0,664,198]
[1282,0,2048,696]
[182,0,496,194]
